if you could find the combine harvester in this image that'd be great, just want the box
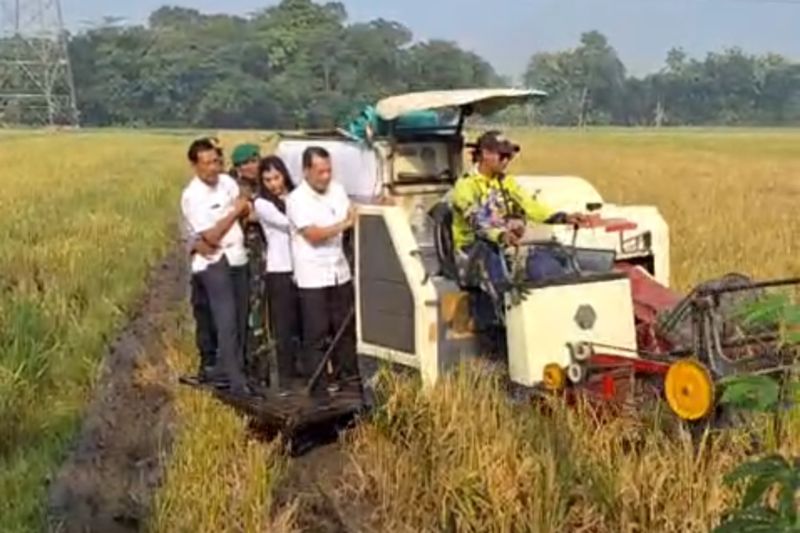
[191,89,800,447]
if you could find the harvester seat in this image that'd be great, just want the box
[428,200,513,288]
[428,201,459,280]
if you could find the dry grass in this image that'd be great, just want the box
[343,367,765,532]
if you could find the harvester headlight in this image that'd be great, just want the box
[664,359,715,421]
[621,231,652,254]
[567,363,586,385]
[569,341,594,362]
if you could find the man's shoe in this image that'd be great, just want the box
[209,379,231,391]
[229,381,253,397]
[198,366,217,384]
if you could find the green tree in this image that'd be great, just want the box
[524,31,626,126]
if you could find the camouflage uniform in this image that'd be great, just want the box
[237,175,272,387]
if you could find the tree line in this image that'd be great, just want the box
[67,0,498,128]
[522,31,800,127]
[45,0,800,127]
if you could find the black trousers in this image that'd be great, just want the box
[298,282,358,388]
[266,273,302,388]
[196,257,248,389]
[230,264,249,365]
[190,274,217,371]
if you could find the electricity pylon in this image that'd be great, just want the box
[0,0,79,126]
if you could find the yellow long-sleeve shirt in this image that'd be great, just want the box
[450,171,554,251]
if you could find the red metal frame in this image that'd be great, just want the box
[581,214,639,233]
[568,353,671,404]
[589,353,671,376]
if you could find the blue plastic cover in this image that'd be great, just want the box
[345,105,441,141]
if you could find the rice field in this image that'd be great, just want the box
[0,131,189,531]
[148,321,294,533]
[2,128,800,531]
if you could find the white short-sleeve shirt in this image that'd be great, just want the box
[286,180,352,289]
[181,174,248,273]
[254,198,293,274]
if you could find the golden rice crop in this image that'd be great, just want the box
[148,320,295,533]
[0,131,189,531]
[344,367,759,532]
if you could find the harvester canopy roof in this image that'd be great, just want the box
[375,88,547,121]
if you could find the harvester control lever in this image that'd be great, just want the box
[305,307,356,396]
[410,249,435,285]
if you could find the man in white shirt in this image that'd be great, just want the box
[181,138,251,394]
[182,138,225,381]
[286,146,359,394]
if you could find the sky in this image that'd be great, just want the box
[61,0,800,79]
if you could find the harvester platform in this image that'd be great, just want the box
[179,376,366,455]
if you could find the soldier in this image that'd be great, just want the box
[230,144,261,198]
[230,143,270,386]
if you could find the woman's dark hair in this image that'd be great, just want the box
[258,156,295,213]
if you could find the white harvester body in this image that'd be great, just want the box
[273,89,670,389]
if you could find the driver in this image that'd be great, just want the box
[451,130,585,289]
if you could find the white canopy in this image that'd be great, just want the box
[375,88,547,121]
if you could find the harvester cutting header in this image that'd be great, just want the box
[190,88,800,441]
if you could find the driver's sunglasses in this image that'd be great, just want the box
[500,153,515,162]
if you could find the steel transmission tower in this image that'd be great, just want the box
[0,0,79,126]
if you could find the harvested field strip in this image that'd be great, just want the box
[48,247,186,532]
[0,134,188,531]
[149,316,295,533]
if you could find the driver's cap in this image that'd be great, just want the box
[469,130,521,155]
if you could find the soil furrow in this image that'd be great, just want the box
[47,245,187,533]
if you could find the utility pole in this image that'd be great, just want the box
[577,86,588,129]
[654,99,666,128]
[0,0,79,126]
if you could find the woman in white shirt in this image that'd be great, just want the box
[254,156,302,391]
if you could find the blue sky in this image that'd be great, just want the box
[62,0,800,78]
